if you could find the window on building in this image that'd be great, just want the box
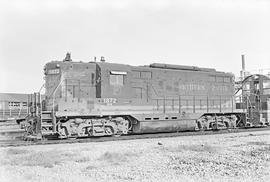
[243,83,250,91]
[8,102,21,108]
[263,79,270,94]
[263,80,270,89]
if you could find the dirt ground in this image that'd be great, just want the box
[0,130,270,182]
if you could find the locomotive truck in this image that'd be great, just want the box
[24,53,250,139]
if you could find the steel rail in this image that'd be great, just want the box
[1,126,270,148]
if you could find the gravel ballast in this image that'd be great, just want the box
[1,130,270,182]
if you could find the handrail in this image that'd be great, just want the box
[39,84,45,126]
[52,79,66,114]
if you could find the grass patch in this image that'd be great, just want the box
[170,155,242,178]
[85,165,97,170]
[247,141,268,146]
[4,150,78,168]
[171,144,218,153]
[17,151,62,168]
[6,148,28,155]
[84,152,138,172]
[241,146,270,161]
[98,152,137,165]
[75,156,91,163]
[233,141,270,148]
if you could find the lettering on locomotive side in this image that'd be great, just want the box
[174,83,230,92]
[178,83,206,91]
[211,85,229,92]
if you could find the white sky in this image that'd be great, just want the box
[0,0,269,93]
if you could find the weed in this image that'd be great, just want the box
[247,141,268,146]
[98,152,137,164]
[85,165,96,170]
[75,156,91,163]
[4,150,78,168]
[172,144,218,153]
[6,148,28,155]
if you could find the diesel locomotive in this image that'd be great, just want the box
[24,53,251,139]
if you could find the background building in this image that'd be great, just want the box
[0,93,28,121]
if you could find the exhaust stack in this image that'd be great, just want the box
[241,54,246,80]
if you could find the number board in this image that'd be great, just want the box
[47,69,60,75]
[101,98,117,105]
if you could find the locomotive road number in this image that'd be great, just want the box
[102,98,117,104]
[47,69,60,75]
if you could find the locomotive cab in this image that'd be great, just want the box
[43,60,98,114]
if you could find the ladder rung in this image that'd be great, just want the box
[42,131,54,135]
[42,124,53,127]
[42,117,52,120]
[42,111,52,113]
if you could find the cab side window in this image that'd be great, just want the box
[110,74,124,86]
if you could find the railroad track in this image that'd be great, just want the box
[1,126,270,147]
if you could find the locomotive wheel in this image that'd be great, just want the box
[104,126,114,136]
[197,121,203,130]
[23,125,34,140]
[224,121,230,128]
[56,125,68,138]
[26,125,34,134]
[237,121,245,128]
